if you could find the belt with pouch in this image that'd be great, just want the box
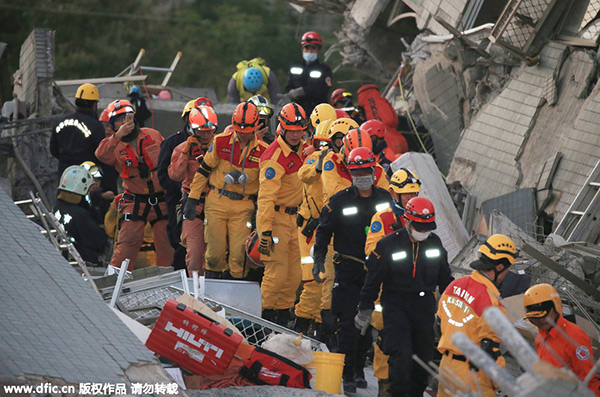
[274,205,298,215]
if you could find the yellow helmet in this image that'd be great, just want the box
[75,83,99,101]
[80,161,102,178]
[477,234,517,267]
[327,118,359,141]
[310,103,336,128]
[524,283,563,318]
[390,168,421,194]
[181,99,197,118]
[314,119,334,143]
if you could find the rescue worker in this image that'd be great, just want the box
[51,83,106,175]
[184,102,268,279]
[248,94,274,142]
[308,102,337,140]
[228,58,281,103]
[294,119,336,335]
[313,147,392,392]
[330,88,365,124]
[361,119,401,175]
[436,234,517,397]
[80,160,115,225]
[54,165,107,264]
[356,196,453,397]
[157,97,213,270]
[256,102,307,326]
[322,121,389,204]
[99,108,113,137]
[169,106,217,275]
[95,99,173,270]
[286,32,333,116]
[524,284,600,396]
[364,167,421,396]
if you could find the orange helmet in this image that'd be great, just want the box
[245,230,264,267]
[361,119,386,138]
[106,99,135,129]
[347,147,377,170]
[301,31,322,47]
[278,103,308,131]
[189,106,218,133]
[232,101,259,133]
[342,128,372,158]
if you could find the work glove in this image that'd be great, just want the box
[354,309,373,336]
[315,148,329,172]
[312,259,325,284]
[258,231,274,256]
[287,87,305,101]
[182,197,198,221]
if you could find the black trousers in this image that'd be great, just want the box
[331,257,372,379]
[382,293,435,396]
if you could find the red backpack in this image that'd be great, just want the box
[240,346,312,389]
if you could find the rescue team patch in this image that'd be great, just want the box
[370,221,382,233]
[576,345,590,361]
[324,161,334,171]
[265,167,276,179]
[325,76,332,87]
[307,159,316,164]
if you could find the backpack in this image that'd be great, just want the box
[239,347,312,389]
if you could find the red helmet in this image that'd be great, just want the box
[189,105,218,132]
[301,31,322,47]
[342,128,372,159]
[404,197,436,229]
[245,230,264,267]
[331,88,353,107]
[232,101,259,133]
[278,102,308,131]
[99,109,110,123]
[347,147,377,170]
[335,109,349,119]
[361,119,386,138]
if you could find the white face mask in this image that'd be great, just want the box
[407,225,430,241]
[352,175,374,191]
[303,52,318,63]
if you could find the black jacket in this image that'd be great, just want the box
[157,130,188,206]
[285,59,332,115]
[359,228,453,310]
[314,186,391,264]
[50,109,105,175]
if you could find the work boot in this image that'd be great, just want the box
[377,379,391,396]
[355,369,367,389]
[204,270,221,279]
[276,309,291,328]
[343,375,357,394]
[262,309,278,323]
[294,316,311,334]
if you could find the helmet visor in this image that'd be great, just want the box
[525,301,554,319]
[410,219,437,231]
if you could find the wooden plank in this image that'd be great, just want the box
[55,75,147,86]
[521,244,600,301]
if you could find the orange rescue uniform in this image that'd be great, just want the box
[437,271,505,397]
[95,128,173,270]
[257,135,305,310]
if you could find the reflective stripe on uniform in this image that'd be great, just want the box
[301,256,315,264]
[425,249,440,258]
[392,251,407,261]
[291,67,303,75]
[375,203,390,212]
[342,207,358,215]
[309,70,322,78]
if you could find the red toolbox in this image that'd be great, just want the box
[146,299,243,375]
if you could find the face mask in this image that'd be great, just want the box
[408,226,431,242]
[392,200,404,216]
[352,175,374,191]
[303,52,318,63]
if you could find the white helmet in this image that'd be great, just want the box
[58,165,94,196]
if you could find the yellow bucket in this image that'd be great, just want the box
[304,351,345,393]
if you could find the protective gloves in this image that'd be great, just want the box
[182,197,198,221]
[354,309,373,336]
[312,259,325,283]
[315,149,329,172]
[258,231,274,256]
[287,87,305,101]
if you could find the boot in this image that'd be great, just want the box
[294,316,311,334]
[377,379,391,396]
[276,309,291,328]
[262,309,278,323]
[204,270,222,279]
[343,375,357,394]
[355,368,367,389]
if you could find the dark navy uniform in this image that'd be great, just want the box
[286,59,332,116]
[157,129,188,270]
[313,185,391,382]
[50,109,105,175]
[359,228,453,396]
